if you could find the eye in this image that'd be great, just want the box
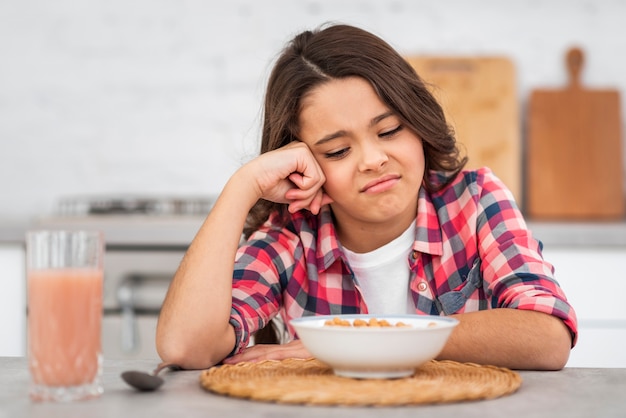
[379,125,403,138]
[324,147,350,159]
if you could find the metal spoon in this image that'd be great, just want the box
[121,362,180,391]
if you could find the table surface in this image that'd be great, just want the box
[2,357,625,418]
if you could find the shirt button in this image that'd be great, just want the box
[411,250,419,260]
[417,281,428,292]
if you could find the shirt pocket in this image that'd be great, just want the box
[437,258,483,315]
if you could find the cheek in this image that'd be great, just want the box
[319,165,351,197]
[404,141,425,172]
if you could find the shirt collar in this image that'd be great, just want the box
[414,187,443,256]
[315,206,345,271]
[312,187,443,271]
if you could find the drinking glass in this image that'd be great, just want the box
[26,230,104,402]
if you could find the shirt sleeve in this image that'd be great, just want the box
[228,226,297,354]
[474,168,579,346]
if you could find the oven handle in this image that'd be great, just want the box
[117,278,139,353]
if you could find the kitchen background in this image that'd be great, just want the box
[1,0,625,366]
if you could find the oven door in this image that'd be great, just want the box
[102,250,184,360]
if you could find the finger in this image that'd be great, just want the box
[287,190,332,214]
[287,187,334,214]
[321,193,334,206]
[223,345,279,364]
[307,191,323,215]
[288,170,324,192]
[285,186,319,213]
[288,198,315,214]
[313,190,334,212]
[309,188,329,215]
[223,341,311,364]
[222,346,266,364]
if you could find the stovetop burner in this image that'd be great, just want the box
[56,195,215,217]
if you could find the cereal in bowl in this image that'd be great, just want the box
[323,317,412,328]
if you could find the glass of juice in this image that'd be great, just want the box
[26,230,104,402]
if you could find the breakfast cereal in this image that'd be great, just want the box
[323,317,412,328]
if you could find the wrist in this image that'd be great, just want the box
[224,164,264,209]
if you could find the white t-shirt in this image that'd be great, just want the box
[342,223,416,315]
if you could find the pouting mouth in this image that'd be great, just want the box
[360,174,401,193]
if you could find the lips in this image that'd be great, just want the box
[360,174,401,194]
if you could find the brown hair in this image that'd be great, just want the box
[244,23,466,237]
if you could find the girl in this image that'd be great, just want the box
[156,24,577,371]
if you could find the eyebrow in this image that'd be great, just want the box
[313,111,396,146]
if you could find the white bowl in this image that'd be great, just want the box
[290,314,459,379]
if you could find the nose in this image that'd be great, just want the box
[357,138,388,172]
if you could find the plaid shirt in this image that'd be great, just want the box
[229,167,578,354]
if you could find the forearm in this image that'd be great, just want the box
[157,143,330,369]
[156,168,260,369]
[438,308,572,370]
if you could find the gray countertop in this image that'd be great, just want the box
[2,217,626,247]
[526,220,626,247]
[2,357,625,418]
[0,216,205,247]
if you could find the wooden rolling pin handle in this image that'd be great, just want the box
[566,47,584,89]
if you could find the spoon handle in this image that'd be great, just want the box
[152,362,178,375]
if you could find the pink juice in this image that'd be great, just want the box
[28,268,103,387]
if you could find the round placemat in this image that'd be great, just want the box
[200,358,522,406]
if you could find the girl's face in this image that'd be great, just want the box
[298,76,425,249]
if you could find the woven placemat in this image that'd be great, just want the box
[200,358,522,406]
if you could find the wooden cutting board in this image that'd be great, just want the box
[405,56,521,203]
[526,47,624,219]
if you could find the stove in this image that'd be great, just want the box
[57,195,214,217]
[34,195,214,360]
[37,195,213,246]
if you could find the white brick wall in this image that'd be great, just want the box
[1,0,625,220]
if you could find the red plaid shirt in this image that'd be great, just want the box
[229,168,578,354]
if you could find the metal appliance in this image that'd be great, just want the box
[35,196,212,360]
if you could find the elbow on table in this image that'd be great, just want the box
[156,325,233,370]
[538,346,570,371]
[534,318,573,371]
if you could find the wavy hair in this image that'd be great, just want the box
[244,23,466,238]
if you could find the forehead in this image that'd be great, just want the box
[298,77,390,134]
[301,76,381,110]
